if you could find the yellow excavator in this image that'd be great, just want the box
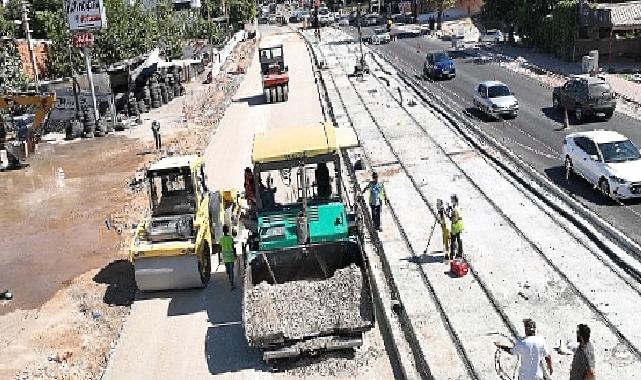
[0,92,56,170]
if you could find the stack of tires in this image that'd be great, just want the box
[143,85,152,109]
[82,107,96,138]
[103,107,115,133]
[138,98,147,114]
[150,75,162,109]
[65,118,83,140]
[128,93,140,117]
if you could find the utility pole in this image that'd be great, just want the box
[21,0,39,92]
[83,46,99,121]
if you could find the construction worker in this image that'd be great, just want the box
[244,167,255,206]
[570,324,595,380]
[447,194,464,258]
[361,172,385,231]
[151,120,161,150]
[436,201,450,259]
[220,224,237,290]
[315,162,331,198]
[495,319,554,380]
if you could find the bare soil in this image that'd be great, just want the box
[0,39,255,380]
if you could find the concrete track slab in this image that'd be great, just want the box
[313,27,641,379]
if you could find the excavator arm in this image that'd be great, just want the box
[0,93,56,166]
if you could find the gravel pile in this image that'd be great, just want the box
[244,264,373,346]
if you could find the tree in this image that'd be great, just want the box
[425,0,456,30]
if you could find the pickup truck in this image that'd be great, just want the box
[552,76,616,123]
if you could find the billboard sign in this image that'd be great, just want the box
[72,32,95,48]
[64,0,108,31]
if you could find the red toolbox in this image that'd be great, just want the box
[450,259,469,277]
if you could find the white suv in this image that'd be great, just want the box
[563,130,641,199]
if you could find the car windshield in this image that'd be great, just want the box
[487,85,511,98]
[319,9,329,15]
[434,53,450,62]
[598,140,641,163]
[374,28,386,34]
[589,83,611,97]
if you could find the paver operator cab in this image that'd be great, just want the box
[259,44,289,103]
[130,155,240,291]
[242,122,374,361]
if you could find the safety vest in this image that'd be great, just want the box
[450,208,464,235]
[220,235,235,263]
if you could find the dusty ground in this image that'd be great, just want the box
[0,38,255,380]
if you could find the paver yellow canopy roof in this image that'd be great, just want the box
[252,121,340,163]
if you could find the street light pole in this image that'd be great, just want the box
[357,3,365,76]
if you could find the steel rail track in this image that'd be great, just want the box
[363,49,641,363]
[371,43,641,251]
[322,38,514,380]
[370,48,641,289]
[301,30,431,380]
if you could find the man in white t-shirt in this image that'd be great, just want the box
[495,319,553,380]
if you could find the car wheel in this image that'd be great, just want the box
[575,105,583,123]
[553,96,560,111]
[604,110,614,120]
[599,178,611,198]
[564,156,574,181]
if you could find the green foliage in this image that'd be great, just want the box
[543,0,579,58]
[481,0,579,59]
[10,0,256,78]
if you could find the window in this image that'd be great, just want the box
[149,171,196,216]
[487,85,511,98]
[478,85,486,97]
[434,53,450,62]
[588,83,611,97]
[574,137,598,156]
[598,140,641,163]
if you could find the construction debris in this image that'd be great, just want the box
[1,289,13,301]
[244,264,373,346]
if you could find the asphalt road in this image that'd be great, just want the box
[103,26,394,380]
[351,29,641,246]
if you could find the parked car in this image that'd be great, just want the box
[473,81,518,119]
[318,7,331,26]
[369,28,391,44]
[552,75,616,123]
[365,14,379,26]
[563,130,641,199]
[423,52,456,80]
[479,29,504,44]
[338,16,350,26]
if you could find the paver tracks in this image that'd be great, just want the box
[309,28,641,380]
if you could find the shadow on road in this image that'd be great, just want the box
[205,269,269,374]
[465,106,495,123]
[403,251,445,264]
[544,165,616,206]
[542,106,566,125]
[93,259,137,306]
[233,94,266,107]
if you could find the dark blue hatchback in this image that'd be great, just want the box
[423,52,456,80]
